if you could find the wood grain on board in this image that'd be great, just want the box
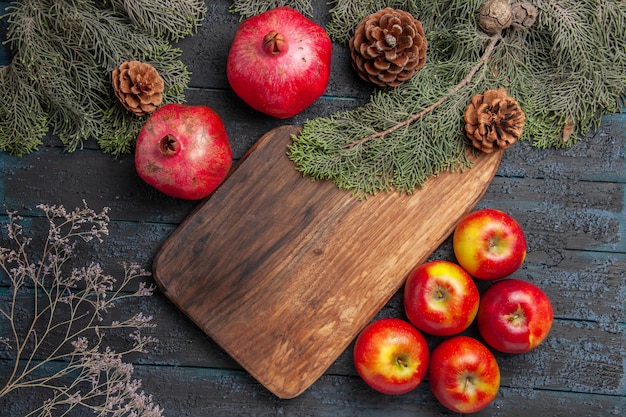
[153,125,503,398]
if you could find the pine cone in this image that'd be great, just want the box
[478,0,513,35]
[349,8,427,87]
[511,2,538,30]
[464,88,525,153]
[112,61,164,116]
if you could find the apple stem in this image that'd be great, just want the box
[158,134,178,156]
[263,31,287,55]
[395,353,410,369]
[506,305,526,325]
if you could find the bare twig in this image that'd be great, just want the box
[347,32,502,148]
[0,203,163,416]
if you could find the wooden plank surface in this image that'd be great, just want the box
[1,0,625,415]
[152,124,501,398]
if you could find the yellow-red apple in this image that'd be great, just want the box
[477,278,554,353]
[428,336,500,413]
[404,260,480,336]
[453,208,527,280]
[353,318,429,395]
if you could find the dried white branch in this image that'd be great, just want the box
[0,202,163,416]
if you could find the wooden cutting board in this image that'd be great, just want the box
[152,125,502,399]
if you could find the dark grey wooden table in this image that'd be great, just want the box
[1,1,624,415]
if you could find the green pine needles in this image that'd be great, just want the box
[286,0,626,197]
[230,0,313,18]
[2,1,625,200]
[0,0,207,156]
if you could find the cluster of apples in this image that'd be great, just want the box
[353,208,554,414]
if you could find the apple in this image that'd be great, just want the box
[353,318,429,395]
[453,208,527,280]
[477,278,554,353]
[404,260,480,336]
[428,336,500,414]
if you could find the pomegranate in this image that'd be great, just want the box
[226,6,332,119]
[134,104,232,200]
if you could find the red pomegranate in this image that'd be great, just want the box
[134,104,232,200]
[226,6,332,119]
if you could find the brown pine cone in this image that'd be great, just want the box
[349,8,427,87]
[510,2,538,30]
[464,88,525,153]
[112,61,164,116]
[478,0,513,35]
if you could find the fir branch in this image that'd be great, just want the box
[0,0,206,156]
[520,0,626,147]
[288,59,490,197]
[0,65,48,156]
[229,0,313,19]
[347,32,502,148]
[288,0,625,195]
[288,0,504,197]
[107,0,207,42]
